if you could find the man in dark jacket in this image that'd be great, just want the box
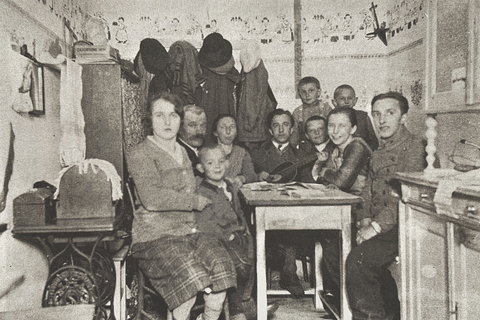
[250,108,308,297]
[346,92,426,320]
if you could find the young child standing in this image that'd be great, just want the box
[290,77,333,147]
[195,144,255,320]
[332,84,379,151]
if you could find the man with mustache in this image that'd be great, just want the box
[177,104,207,177]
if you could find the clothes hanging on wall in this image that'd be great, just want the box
[59,59,86,167]
[237,40,277,144]
[167,40,204,105]
[133,53,153,114]
[199,65,240,139]
[198,33,240,138]
[136,38,170,99]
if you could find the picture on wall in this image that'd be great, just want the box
[12,53,45,116]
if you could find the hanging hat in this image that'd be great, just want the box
[138,38,169,75]
[198,33,232,68]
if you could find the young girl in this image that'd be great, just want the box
[317,107,371,195]
[315,107,372,318]
[212,114,257,188]
[126,93,236,320]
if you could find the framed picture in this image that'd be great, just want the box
[12,52,45,116]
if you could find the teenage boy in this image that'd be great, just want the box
[346,92,426,320]
[250,108,308,297]
[332,84,379,151]
[298,115,333,183]
[290,77,333,147]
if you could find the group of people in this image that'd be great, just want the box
[126,72,429,320]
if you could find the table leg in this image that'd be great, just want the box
[341,207,352,320]
[113,259,121,320]
[256,207,267,320]
[314,240,322,309]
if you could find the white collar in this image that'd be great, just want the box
[178,137,199,156]
[272,141,289,152]
[315,140,330,153]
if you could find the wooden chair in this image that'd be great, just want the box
[125,179,229,320]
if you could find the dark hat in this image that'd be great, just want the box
[198,33,233,68]
[139,38,169,74]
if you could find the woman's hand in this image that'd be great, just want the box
[316,151,328,162]
[226,176,244,189]
[197,195,212,210]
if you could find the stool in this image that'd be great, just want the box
[112,244,130,320]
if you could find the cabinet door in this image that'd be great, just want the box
[454,226,480,319]
[402,204,450,319]
[426,0,480,113]
[81,63,124,176]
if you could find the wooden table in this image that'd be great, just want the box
[240,183,361,320]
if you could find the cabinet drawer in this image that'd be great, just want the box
[406,184,436,208]
[452,194,480,219]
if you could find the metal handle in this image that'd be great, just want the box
[465,205,478,216]
[420,193,429,200]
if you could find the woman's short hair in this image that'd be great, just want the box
[211,113,236,140]
[371,91,409,115]
[143,92,184,135]
[327,107,358,127]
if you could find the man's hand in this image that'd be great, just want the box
[325,184,338,190]
[258,171,270,182]
[197,195,212,210]
[356,224,378,245]
[356,217,373,228]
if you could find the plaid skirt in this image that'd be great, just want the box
[131,233,237,310]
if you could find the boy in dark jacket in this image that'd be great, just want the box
[195,143,254,320]
[332,84,379,151]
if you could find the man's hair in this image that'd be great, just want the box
[183,104,206,117]
[327,107,358,127]
[298,76,321,90]
[304,115,327,132]
[266,108,295,129]
[198,142,225,163]
[143,92,184,135]
[371,91,409,115]
[333,84,356,99]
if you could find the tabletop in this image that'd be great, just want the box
[240,182,362,206]
[11,216,120,236]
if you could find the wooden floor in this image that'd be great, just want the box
[267,296,332,320]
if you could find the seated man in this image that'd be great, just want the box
[346,92,429,320]
[177,104,207,176]
[250,108,309,297]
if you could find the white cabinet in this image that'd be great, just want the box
[397,171,480,319]
[426,0,480,113]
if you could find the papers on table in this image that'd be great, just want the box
[242,181,327,198]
